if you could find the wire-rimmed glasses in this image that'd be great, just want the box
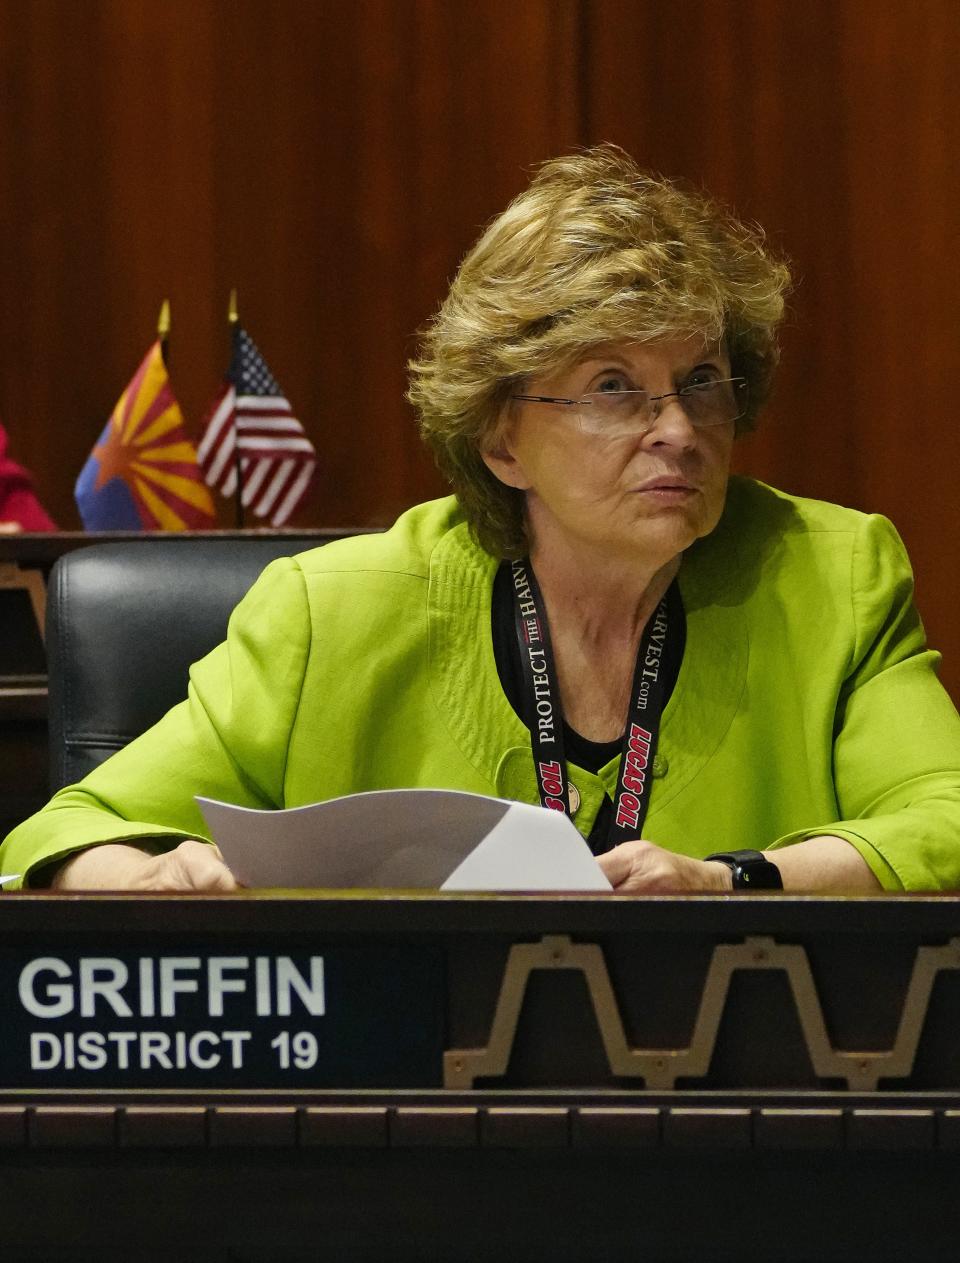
[512,376,748,438]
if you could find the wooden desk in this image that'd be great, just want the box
[0,892,959,1261]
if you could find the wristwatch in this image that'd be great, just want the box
[704,849,783,890]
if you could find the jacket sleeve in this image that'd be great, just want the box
[770,514,960,890]
[0,557,312,887]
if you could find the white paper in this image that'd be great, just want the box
[440,802,611,891]
[197,789,611,892]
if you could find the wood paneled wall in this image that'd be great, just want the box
[1,0,959,691]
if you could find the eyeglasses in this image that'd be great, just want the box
[512,376,748,439]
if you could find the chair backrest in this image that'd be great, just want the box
[46,536,336,790]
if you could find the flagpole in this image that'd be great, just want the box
[229,289,245,529]
[157,299,171,367]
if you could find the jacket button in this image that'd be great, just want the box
[652,755,668,778]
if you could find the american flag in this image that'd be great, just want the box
[197,325,317,525]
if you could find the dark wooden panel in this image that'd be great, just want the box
[2,0,958,700]
[3,897,960,1259]
[583,0,960,696]
[0,0,582,533]
[4,1144,960,1262]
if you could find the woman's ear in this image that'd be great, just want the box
[480,419,533,490]
[480,445,531,490]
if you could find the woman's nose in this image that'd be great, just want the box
[644,394,698,448]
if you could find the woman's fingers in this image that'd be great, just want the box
[149,839,239,892]
[598,840,731,893]
[596,844,637,888]
[50,840,238,892]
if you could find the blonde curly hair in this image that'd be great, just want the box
[408,145,791,559]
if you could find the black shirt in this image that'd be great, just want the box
[490,562,686,853]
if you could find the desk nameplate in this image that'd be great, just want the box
[0,944,444,1090]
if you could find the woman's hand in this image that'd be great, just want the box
[598,839,734,893]
[49,840,239,892]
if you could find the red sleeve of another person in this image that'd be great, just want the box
[0,426,56,530]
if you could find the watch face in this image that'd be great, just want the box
[735,853,783,890]
[705,851,783,890]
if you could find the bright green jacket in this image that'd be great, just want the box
[5,477,960,890]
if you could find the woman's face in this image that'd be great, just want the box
[483,335,736,570]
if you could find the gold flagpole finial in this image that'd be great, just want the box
[157,299,171,341]
[228,288,239,325]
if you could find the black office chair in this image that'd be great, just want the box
[45,536,345,790]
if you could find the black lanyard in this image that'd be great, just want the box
[510,558,682,847]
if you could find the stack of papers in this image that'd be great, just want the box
[198,789,611,892]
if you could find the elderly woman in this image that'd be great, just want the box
[4,146,960,892]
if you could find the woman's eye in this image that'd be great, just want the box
[594,373,632,394]
[683,368,721,392]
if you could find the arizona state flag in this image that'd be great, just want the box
[75,341,215,530]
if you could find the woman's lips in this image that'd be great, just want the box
[635,477,697,500]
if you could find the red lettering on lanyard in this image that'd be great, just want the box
[538,759,564,800]
[616,791,641,830]
[621,724,654,798]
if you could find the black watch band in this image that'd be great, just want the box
[704,849,783,890]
